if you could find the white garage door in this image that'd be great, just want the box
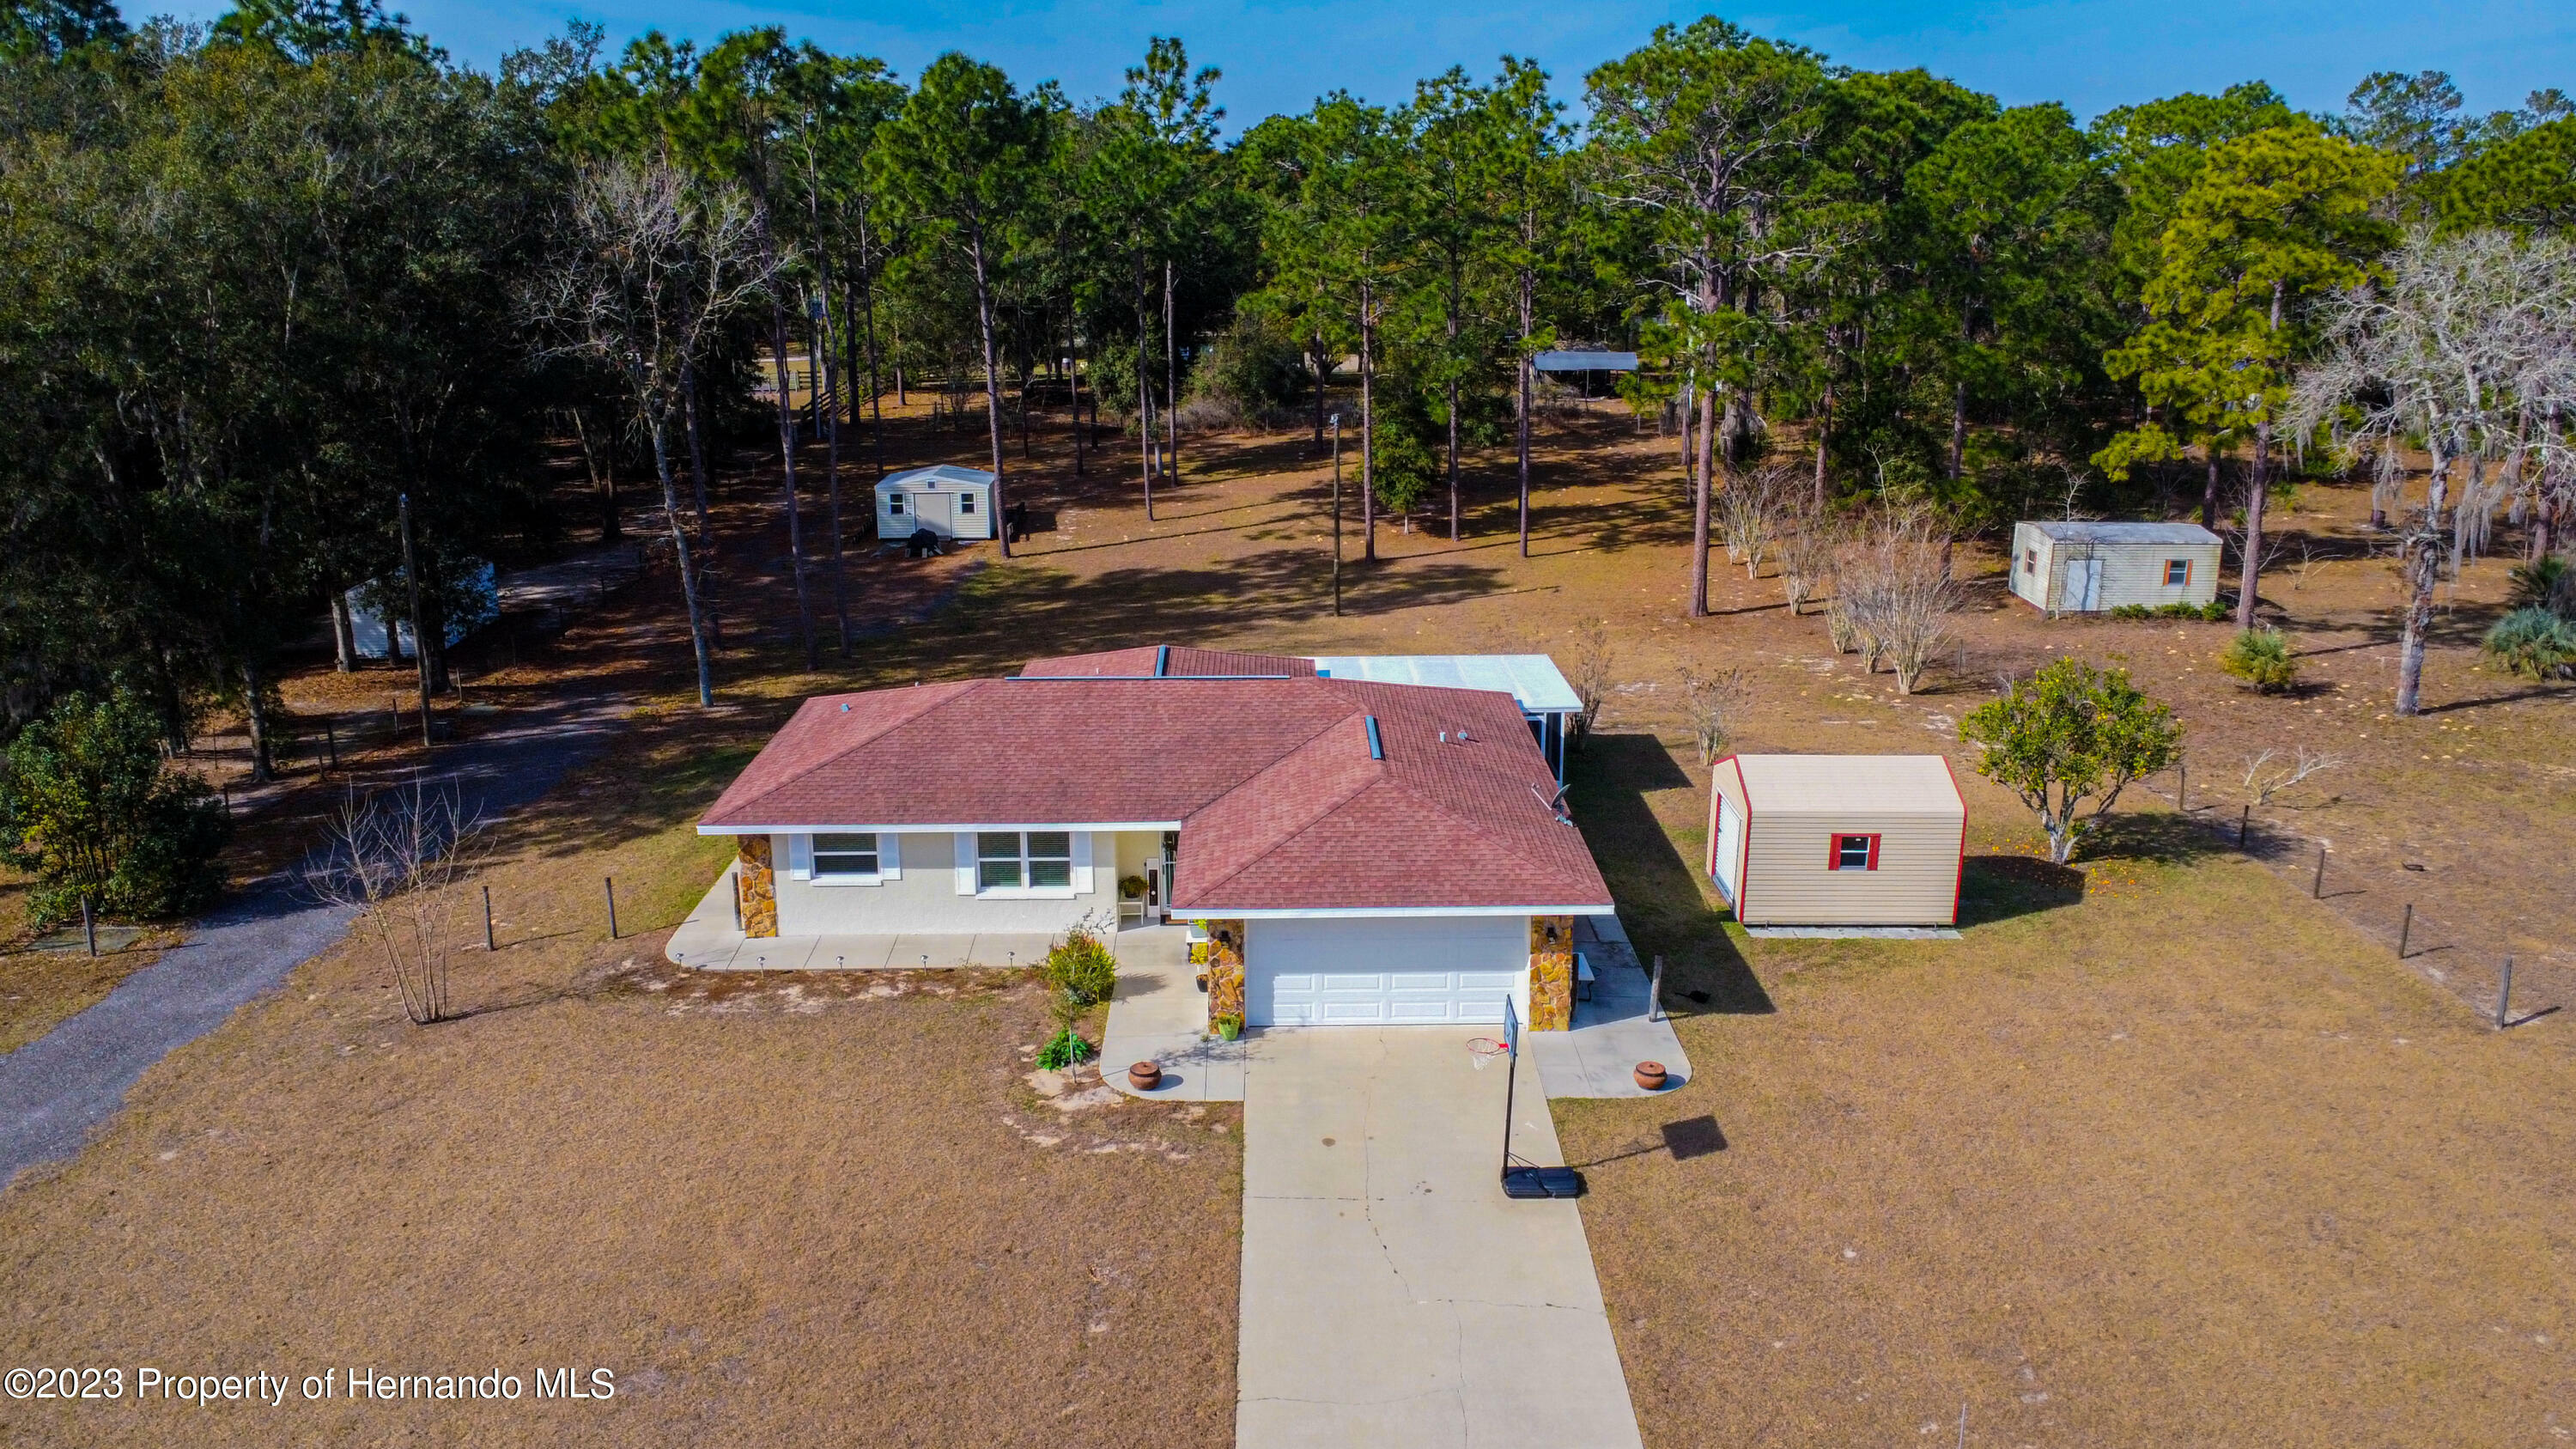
[1247,916,1528,1026]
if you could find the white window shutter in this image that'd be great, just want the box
[787,834,813,881]
[879,833,902,881]
[1072,831,1094,894]
[954,832,977,895]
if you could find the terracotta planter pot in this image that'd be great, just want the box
[1127,1062,1163,1092]
[1632,1061,1669,1092]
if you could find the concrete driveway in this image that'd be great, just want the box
[1237,1028,1643,1449]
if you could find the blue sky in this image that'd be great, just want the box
[152,0,2572,130]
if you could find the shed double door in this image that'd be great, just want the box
[2065,556,2103,612]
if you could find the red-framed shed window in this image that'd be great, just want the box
[1828,833,1880,871]
[2164,557,2191,587]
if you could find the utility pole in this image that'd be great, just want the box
[1330,415,1343,617]
[398,493,433,750]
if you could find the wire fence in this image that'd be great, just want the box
[2143,771,2559,1031]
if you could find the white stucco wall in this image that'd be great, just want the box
[770,830,1124,936]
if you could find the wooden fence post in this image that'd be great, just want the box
[2312,843,2327,898]
[2496,957,2514,1031]
[605,876,618,940]
[2397,904,2412,960]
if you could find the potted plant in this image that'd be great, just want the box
[1119,874,1148,901]
[1212,1013,1242,1042]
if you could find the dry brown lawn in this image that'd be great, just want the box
[0,709,1241,1448]
[1558,738,2574,1446]
[5,393,2570,1446]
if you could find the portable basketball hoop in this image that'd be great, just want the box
[1466,1037,1510,1070]
[1491,998,1583,1201]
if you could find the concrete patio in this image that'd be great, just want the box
[1525,915,1693,1099]
[663,862,1060,971]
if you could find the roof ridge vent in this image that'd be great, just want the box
[1364,715,1383,760]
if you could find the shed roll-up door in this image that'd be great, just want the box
[1246,916,1527,1026]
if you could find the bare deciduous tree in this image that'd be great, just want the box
[1679,666,1748,764]
[1772,502,1835,616]
[1717,462,1789,578]
[528,159,780,708]
[2242,746,2344,807]
[308,781,489,1026]
[1838,508,1960,694]
[1568,618,1616,747]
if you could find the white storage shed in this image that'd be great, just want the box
[876,464,996,542]
[1707,754,1966,927]
[2008,521,2221,613]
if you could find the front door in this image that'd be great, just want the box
[2068,557,2104,612]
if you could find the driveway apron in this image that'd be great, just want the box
[1237,1027,1644,1449]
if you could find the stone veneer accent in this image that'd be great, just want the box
[738,836,779,939]
[1200,920,1246,1028]
[1528,915,1574,1031]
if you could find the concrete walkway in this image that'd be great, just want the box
[1099,925,1250,1101]
[1236,1028,1644,1449]
[0,690,629,1189]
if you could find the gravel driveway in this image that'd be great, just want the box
[0,691,628,1188]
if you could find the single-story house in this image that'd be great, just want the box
[2008,521,2222,613]
[876,464,996,542]
[696,645,1613,1029]
[1707,754,1966,927]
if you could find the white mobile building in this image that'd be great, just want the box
[876,464,996,542]
[2008,521,2222,613]
[1708,754,1966,927]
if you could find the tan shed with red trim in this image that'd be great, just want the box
[1706,754,1966,927]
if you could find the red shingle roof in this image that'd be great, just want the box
[698,665,1607,912]
[1018,645,1315,679]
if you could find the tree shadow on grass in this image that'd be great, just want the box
[2081,809,2233,867]
[1566,732,1772,1017]
[1959,856,2085,927]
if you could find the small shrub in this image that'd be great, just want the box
[2220,628,2300,693]
[2506,553,2573,618]
[2482,606,2576,679]
[1036,1028,1096,1069]
[1040,926,1117,1007]
[2112,600,2229,622]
